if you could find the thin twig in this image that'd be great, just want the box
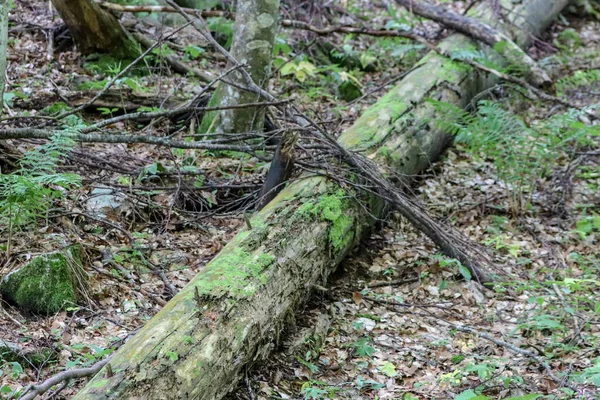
[96,1,425,40]
[46,23,192,125]
[0,128,276,152]
[367,277,419,288]
[19,356,112,400]
[455,325,580,392]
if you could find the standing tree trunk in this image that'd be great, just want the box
[199,0,280,134]
[0,0,8,105]
[51,0,140,58]
[73,1,568,399]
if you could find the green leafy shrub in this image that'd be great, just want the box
[0,134,80,254]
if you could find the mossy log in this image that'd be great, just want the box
[74,1,568,399]
[51,0,140,58]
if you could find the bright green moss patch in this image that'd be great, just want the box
[295,189,355,251]
[0,245,85,315]
[338,98,409,149]
[195,248,275,297]
[90,378,110,389]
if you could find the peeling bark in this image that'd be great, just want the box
[73,1,568,399]
[199,0,280,135]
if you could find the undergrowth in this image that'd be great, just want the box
[0,134,80,255]
[428,99,599,215]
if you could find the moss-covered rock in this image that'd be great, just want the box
[0,245,86,315]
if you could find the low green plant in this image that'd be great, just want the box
[301,380,340,399]
[556,69,600,97]
[428,100,599,215]
[0,134,80,254]
[0,361,24,398]
[350,336,375,358]
[433,254,472,281]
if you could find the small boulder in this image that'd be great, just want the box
[0,245,87,315]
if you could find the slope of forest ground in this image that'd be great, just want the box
[0,0,599,399]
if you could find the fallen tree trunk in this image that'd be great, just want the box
[73,1,568,399]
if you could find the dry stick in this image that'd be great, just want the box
[367,277,419,288]
[47,23,193,126]
[84,99,289,131]
[96,1,422,40]
[132,32,214,82]
[297,110,497,284]
[91,0,597,119]
[435,48,600,119]
[18,356,112,400]
[455,325,580,392]
[106,0,525,284]
[0,128,275,152]
[394,0,551,87]
[164,0,275,102]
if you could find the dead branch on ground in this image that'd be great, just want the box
[394,0,551,87]
[19,356,112,400]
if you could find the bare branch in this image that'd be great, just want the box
[48,22,194,125]
[0,128,275,152]
[19,356,111,400]
[95,1,424,40]
[394,0,551,87]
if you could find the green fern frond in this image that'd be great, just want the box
[556,69,600,96]
[428,99,596,214]
[0,134,81,234]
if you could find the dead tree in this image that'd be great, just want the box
[72,1,568,399]
[51,0,140,58]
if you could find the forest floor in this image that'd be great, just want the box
[0,0,599,399]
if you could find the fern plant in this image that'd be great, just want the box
[428,99,599,215]
[555,69,600,97]
[0,134,81,255]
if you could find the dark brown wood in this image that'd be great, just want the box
[52,0,139,58]
[257,130,298,211]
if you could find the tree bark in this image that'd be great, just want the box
[394,0,551,87]
[256,130,298,210]
[0,0,7,105]
[51,0,140,58]
[73,1,568,399]
[199,0,280,135]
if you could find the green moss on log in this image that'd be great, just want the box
[195,246,275,298]
[296,189,355,251]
